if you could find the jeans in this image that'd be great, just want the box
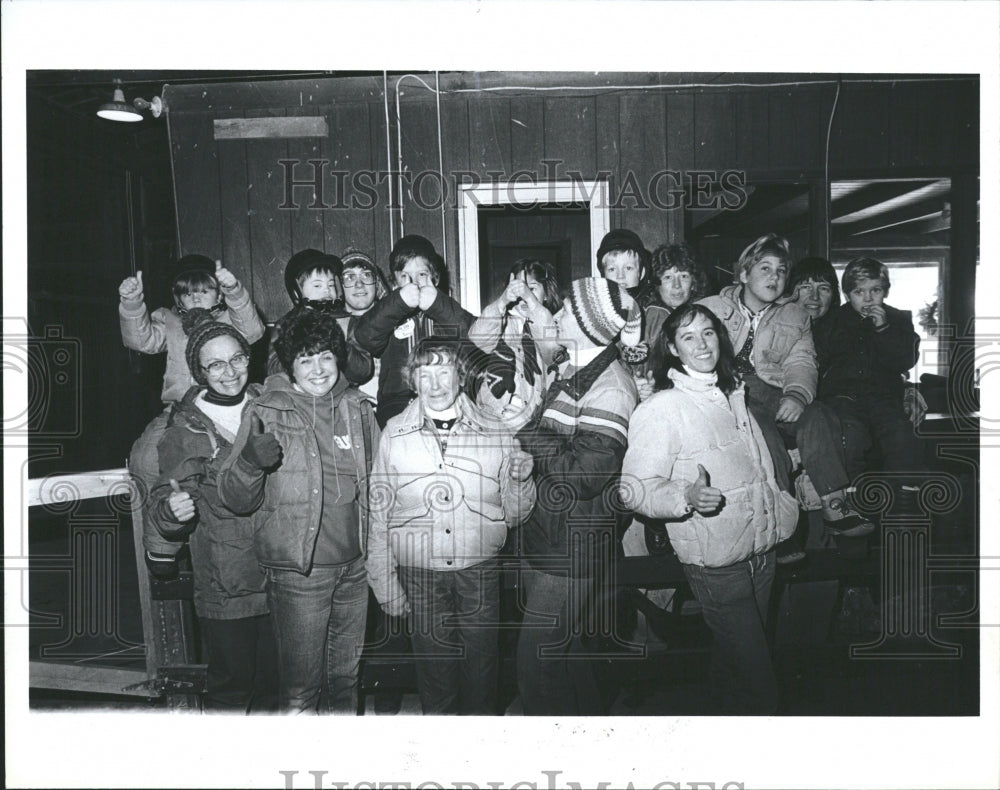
[199,614,279,713]
[266,556,368,714]
[744,374,848,496]
[515,566,604,716]
[397,559,501,715]
[682,549,778,714]
[826,395,926,484]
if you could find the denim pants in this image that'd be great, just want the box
[744,374,848,496]
[515,566,604,716]
[682,549,778,714]
[826,394,925,484]
[199,613,279,713]
[397,559,501,715]
[266,556,368,714]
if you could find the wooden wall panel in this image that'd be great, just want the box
[440,97,470,286]
[694,92,737,171]
[171,111,223,261]
[469,99,511,175]
[543,97,596,177]
[508,97,545,175]
[397,100,445,260]
[329,102,379,260]
[736,91,770,173]
[595,92,622,232]
[285,106,327,257]
[216,110,254,291]
[830,86,891,173]
[365,100,393,271]
[768,88,829,173]
[620,93,669,249]
[244,108,293,321]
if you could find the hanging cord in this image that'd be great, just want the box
[823,79,842,261]
[383,71,395,249]
[435,71,447,264]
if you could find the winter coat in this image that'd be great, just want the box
[468,305,549,431]
[621,369,798,568]
[812,302,920,405]
[119,283,265,404]
[366,394,536,606]
[698,285,817,406]
[353,289,475,425]
[516,344,638,578]
[148,385,267,620]
[217,373,379,573]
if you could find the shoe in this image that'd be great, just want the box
[776,539,807,565]
[824,512,875,538]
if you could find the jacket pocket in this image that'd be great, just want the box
[775,490,799,540]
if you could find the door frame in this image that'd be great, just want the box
[457,179,611,314]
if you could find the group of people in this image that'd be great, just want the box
[119,227,924,716]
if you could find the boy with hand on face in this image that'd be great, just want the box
[354,235,474,427]
[811,257,924,502]
[699,234,874,548]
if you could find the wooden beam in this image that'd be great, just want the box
[29,661,156,697]
[213,116,328,140]
[833,196,950,242]
[27,468,131,509]
[830,180,936,220]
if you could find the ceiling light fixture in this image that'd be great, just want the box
[96,79,164,123]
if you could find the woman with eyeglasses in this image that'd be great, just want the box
[147,308,277,713]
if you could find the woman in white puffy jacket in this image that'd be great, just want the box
[621,303,798,714]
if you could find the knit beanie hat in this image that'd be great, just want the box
[183,308,251,385]
[596,229,649,270]
[284,249,344,303]
[568,277,642,347]
[341,247,390,300]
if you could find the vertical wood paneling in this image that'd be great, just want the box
[469,99,511,175]
[368,97,393,271]
[508,97,545,174]
[170,111,223,260]
[398,100,443,252]
[619,93,668,249]
[543,97,596,177]
[216,109,253,291]
[328,103,377,259]
[245,108,292,321]
[694,93,737,171]
[440,97,470,286]
[736,90,770,173]
[768,88,828,173]
[595,92,622,232]
[285,105,327,255]
[949,81,979,171]
[830,86,891,173]
[666,92,695,242]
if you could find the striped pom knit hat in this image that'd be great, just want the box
[568,277,642,347]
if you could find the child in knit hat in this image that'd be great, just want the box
[119,254,265,579]
[513,276,639,715]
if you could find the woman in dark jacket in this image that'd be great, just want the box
[148,309,276,713]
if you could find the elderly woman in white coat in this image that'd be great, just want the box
[621,303,798,714]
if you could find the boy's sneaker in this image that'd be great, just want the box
[824,510,876,538]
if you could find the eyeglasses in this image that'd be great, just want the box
[202,353,250,377]
[342,271,376,287]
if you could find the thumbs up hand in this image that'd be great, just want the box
[240,413,283,470]
[214,259,238,291]
[685,464,724,514]
[508,448,534,482]
[118,271,144,304]
[167,478,196,522]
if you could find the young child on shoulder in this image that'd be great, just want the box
[468,258,560,430]
[812,257,924,500]
[120,254,265,579]
[267,248,375,387]
[353,234,474,427]
[699,234,874,550]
